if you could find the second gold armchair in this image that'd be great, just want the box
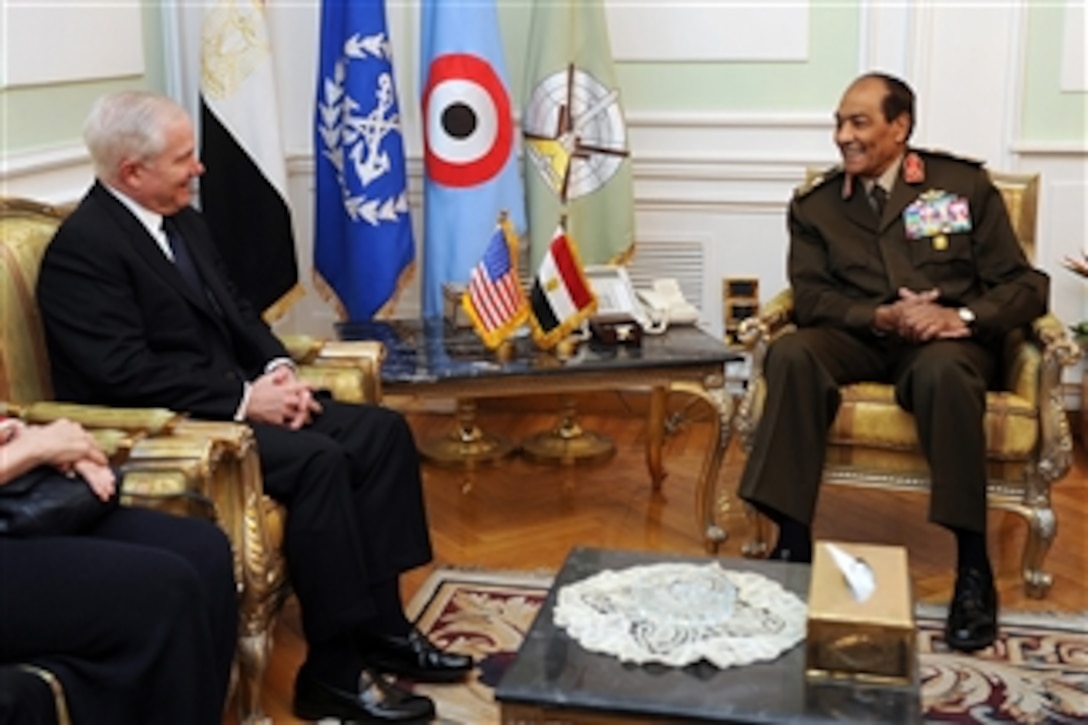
[731,171,1079,599]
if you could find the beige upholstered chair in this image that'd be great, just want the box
[733,171,1079,598]
[0,196,384,722]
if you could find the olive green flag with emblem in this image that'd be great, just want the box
[522,0,635,270]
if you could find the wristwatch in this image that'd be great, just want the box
[957,307,977,328]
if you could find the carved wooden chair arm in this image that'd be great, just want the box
[121,433,223,522]
[1032,313,1080,365]
[735,289,796,448]
[737,289,795,349]
[0,400,180,436]
[1024,313,1080,488]
[280,334,383,364]
[0,400,183,465]
[168,419,279,611]
[280,333,323,363]
[292,339,386,405]
[297,365,368,405]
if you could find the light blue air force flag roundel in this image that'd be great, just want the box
[314,0,415,321]
[420,0,525,318]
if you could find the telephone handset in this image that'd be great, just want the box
[585,265,698,335]
[637,278,700,328]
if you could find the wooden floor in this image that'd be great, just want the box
[231,395,1088,723]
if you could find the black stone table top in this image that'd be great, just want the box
[336,318,739,385]
[494,547,921,724]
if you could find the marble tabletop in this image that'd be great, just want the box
[336,318,739,385]
[495,547,921,724]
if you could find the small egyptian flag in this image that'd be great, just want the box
[529,226,597,350]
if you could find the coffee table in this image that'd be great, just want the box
[495,547,921,723]
[338,319,740,549]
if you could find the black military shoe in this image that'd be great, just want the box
[293,665,435,722]
[945,567,998,653]
[363,628,474,683]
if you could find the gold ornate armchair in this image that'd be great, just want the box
[732,171,1079,598]
[1,196,384,722]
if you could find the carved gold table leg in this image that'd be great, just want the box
[419,398,515,469]
[521,395,615,465]
[669,377,734,553]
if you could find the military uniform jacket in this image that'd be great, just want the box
[788,149,1049,340]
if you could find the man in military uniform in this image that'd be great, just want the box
[738,73,1048,652]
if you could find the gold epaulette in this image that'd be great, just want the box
[914,147,985,167]
[795,164,842,199]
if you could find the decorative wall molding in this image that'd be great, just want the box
[625,110,832,129]
[0,144,91,203]
[910,3,1024,169]
[607,3,809,62]
[1012,142,1088,156]
[858,3,912,76]
[1060,1,1087,92]
[0,144,89,179]
[1,4,145,88]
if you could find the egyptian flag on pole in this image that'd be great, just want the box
[529,226,597,350]
[199,1,300,321]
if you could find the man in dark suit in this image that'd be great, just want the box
[37,90,471,722]
[738,73,1048,652]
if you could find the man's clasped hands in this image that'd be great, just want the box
[246,365,323,429]
[872,288,971,342]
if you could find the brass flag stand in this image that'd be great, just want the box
[520,395,615,465]
[419,397,515,465]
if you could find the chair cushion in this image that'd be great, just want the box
[828,382,1038,460]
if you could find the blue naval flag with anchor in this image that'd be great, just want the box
[420,0,525,317]
[314,0,415,320]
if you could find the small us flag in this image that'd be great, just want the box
[462,218,528,349]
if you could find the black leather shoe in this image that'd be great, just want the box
[293,665,435,722]
[945,567,998,653]
[363,628,474,682]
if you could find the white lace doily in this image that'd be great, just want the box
[553,562,807,669]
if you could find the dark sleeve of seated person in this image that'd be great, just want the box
[0,419,237,725]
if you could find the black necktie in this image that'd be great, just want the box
[162,218,204,295]
[870,185,888,218]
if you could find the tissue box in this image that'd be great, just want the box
[805,541,916,685]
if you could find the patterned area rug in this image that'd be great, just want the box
[407,568,1088,724]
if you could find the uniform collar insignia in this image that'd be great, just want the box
[841,173,855,199]
[903,152,925,184]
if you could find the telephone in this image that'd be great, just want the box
[636,278,700,328]
[585,265,699,334]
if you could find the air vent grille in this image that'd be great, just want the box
[627,240,704,312]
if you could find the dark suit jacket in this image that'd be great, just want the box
[38,183,434,636]
[788,149,1049,340]
[38,181,288,418]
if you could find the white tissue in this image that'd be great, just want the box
[825,543,875,603]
